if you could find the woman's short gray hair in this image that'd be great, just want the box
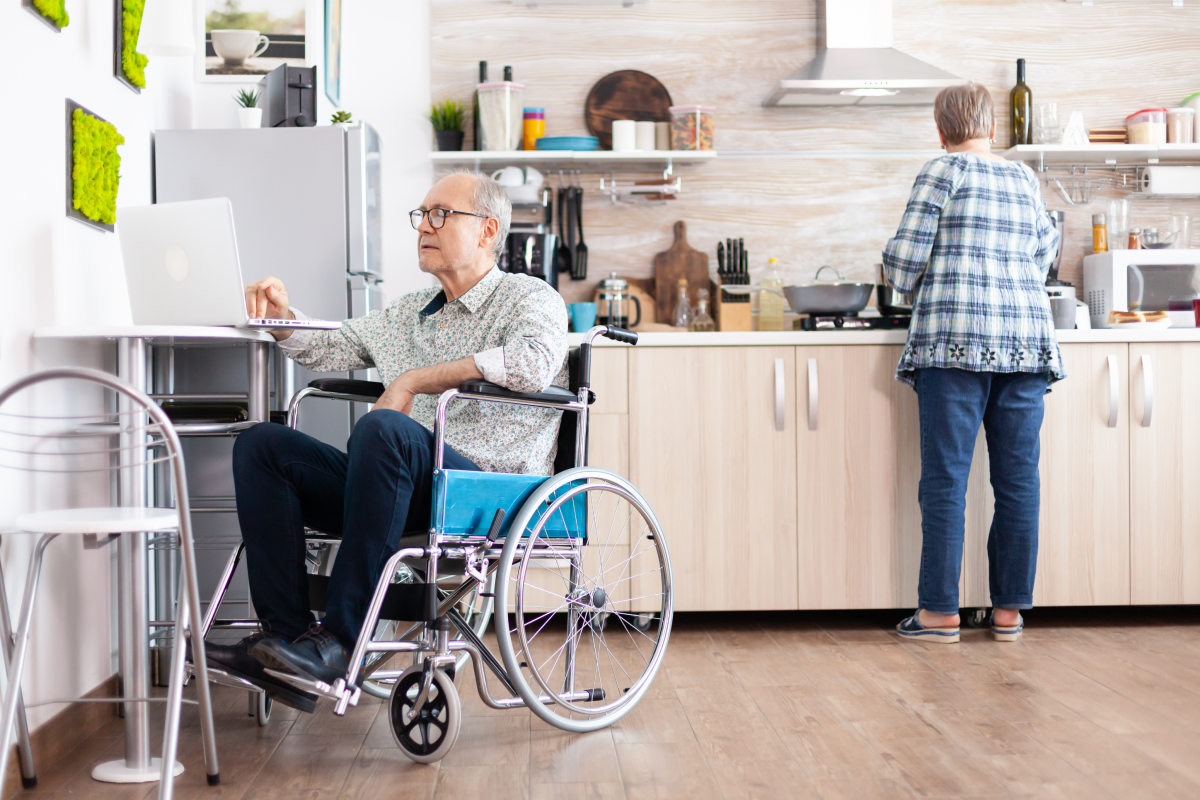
[934,83,994,146]
[444,169,512,263]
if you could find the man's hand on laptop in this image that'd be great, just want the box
[245,276,295,341]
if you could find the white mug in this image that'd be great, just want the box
[490,166,526,187]
[210,29,270,66]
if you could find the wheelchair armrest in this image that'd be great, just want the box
[459,379,585,406]
[307,379,386,400]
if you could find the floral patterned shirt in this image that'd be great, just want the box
[279,267,569,475]
[883,154,1065,389]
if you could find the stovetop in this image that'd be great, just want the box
[798,314,911,331]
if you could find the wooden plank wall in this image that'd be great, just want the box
[432,0,1200,305]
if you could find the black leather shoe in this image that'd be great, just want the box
[200,629,318,713]
[251,623,350,687]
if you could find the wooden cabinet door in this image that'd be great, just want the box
[1035,343,1130,605]
[795,346,922,609]
[629,347,798,611]
[1129,343,1200,604]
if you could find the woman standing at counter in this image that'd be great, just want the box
[883,82,1063,643]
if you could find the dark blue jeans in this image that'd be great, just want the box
[914,368,1046,614]
[232,411,479,647]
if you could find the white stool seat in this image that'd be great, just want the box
[15,508,180,535]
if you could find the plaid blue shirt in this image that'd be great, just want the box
[883,154,1064,388]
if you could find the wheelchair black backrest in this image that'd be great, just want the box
[553,348,587,474]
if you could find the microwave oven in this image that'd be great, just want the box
[1082,249,1200,328]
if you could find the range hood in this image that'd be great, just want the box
[764,0,962,107]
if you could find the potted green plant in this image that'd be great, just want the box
[234,88,261,129]
[428,100,466,151]
[331,110,353,127]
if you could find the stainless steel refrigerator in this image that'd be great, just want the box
[152,124,384,660]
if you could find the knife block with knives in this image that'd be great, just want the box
[715,235,753,331]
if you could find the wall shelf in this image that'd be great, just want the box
[431,150,716,171]
[1003,144,1200,169]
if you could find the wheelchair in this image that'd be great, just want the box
[194,325,673,762]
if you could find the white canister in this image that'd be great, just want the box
[655,121,670,150]
[1184,92,1200,143]
[635,120,656,151]
[611,120,636,151]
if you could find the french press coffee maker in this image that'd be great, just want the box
[597,272,641,329]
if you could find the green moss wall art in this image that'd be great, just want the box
[26,0,69,30]
[120,0,149,90]
[70,104,124,231]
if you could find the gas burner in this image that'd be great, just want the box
[799,314,911,331]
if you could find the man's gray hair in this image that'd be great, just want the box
[933,82,994,146]
[444,169,511,263]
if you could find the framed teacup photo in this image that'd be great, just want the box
[200,0,307,81]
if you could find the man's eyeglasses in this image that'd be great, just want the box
[409,207,487,230]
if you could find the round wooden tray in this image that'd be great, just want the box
[584,70,673,151]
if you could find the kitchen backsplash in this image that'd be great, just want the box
[432,0,1200,304]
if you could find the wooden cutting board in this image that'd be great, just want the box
[653,221,709,324]
[585,70,673,151]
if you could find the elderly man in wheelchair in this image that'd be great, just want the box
[196,171,673,761]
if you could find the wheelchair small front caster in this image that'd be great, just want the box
[255,691,272,726]
[389,665,461,763]
[632,613,657,632]
[965,608,989,629]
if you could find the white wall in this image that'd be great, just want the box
[0,0,148,728]
[339,0,434,300]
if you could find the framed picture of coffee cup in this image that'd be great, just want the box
[198,0,308,82]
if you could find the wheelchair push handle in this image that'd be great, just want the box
[601,326,638,345]
[583,325,638,347]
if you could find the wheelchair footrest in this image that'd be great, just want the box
[307,574,435,622]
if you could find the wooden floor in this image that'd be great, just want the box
[16,607,1200,799]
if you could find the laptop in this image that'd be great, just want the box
[116,198,342,331]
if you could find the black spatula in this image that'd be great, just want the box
[573,186,588,281]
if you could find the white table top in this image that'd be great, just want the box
[34,326,276,343]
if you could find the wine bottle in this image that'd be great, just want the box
[1011,58,1032,147]
[473,60,487,151]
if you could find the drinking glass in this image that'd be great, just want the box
[1107,199,1129,251]
[1035,103,1060,144]
[1169,214,1191,249]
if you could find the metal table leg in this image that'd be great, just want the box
[93,337,183,784]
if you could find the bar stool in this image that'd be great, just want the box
[0,367,220,799]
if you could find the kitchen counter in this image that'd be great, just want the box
[575,328,1200,347]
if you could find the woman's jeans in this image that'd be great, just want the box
[914,368,1046,614]
[232,410,480,647]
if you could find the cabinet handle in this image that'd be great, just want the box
[806,357,818,431]
[774,358,785,432]
[1141,354,1154,428]
[1106,354,1119,428]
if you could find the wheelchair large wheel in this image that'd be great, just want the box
[494,468,673,733]
[388,665,461,763]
